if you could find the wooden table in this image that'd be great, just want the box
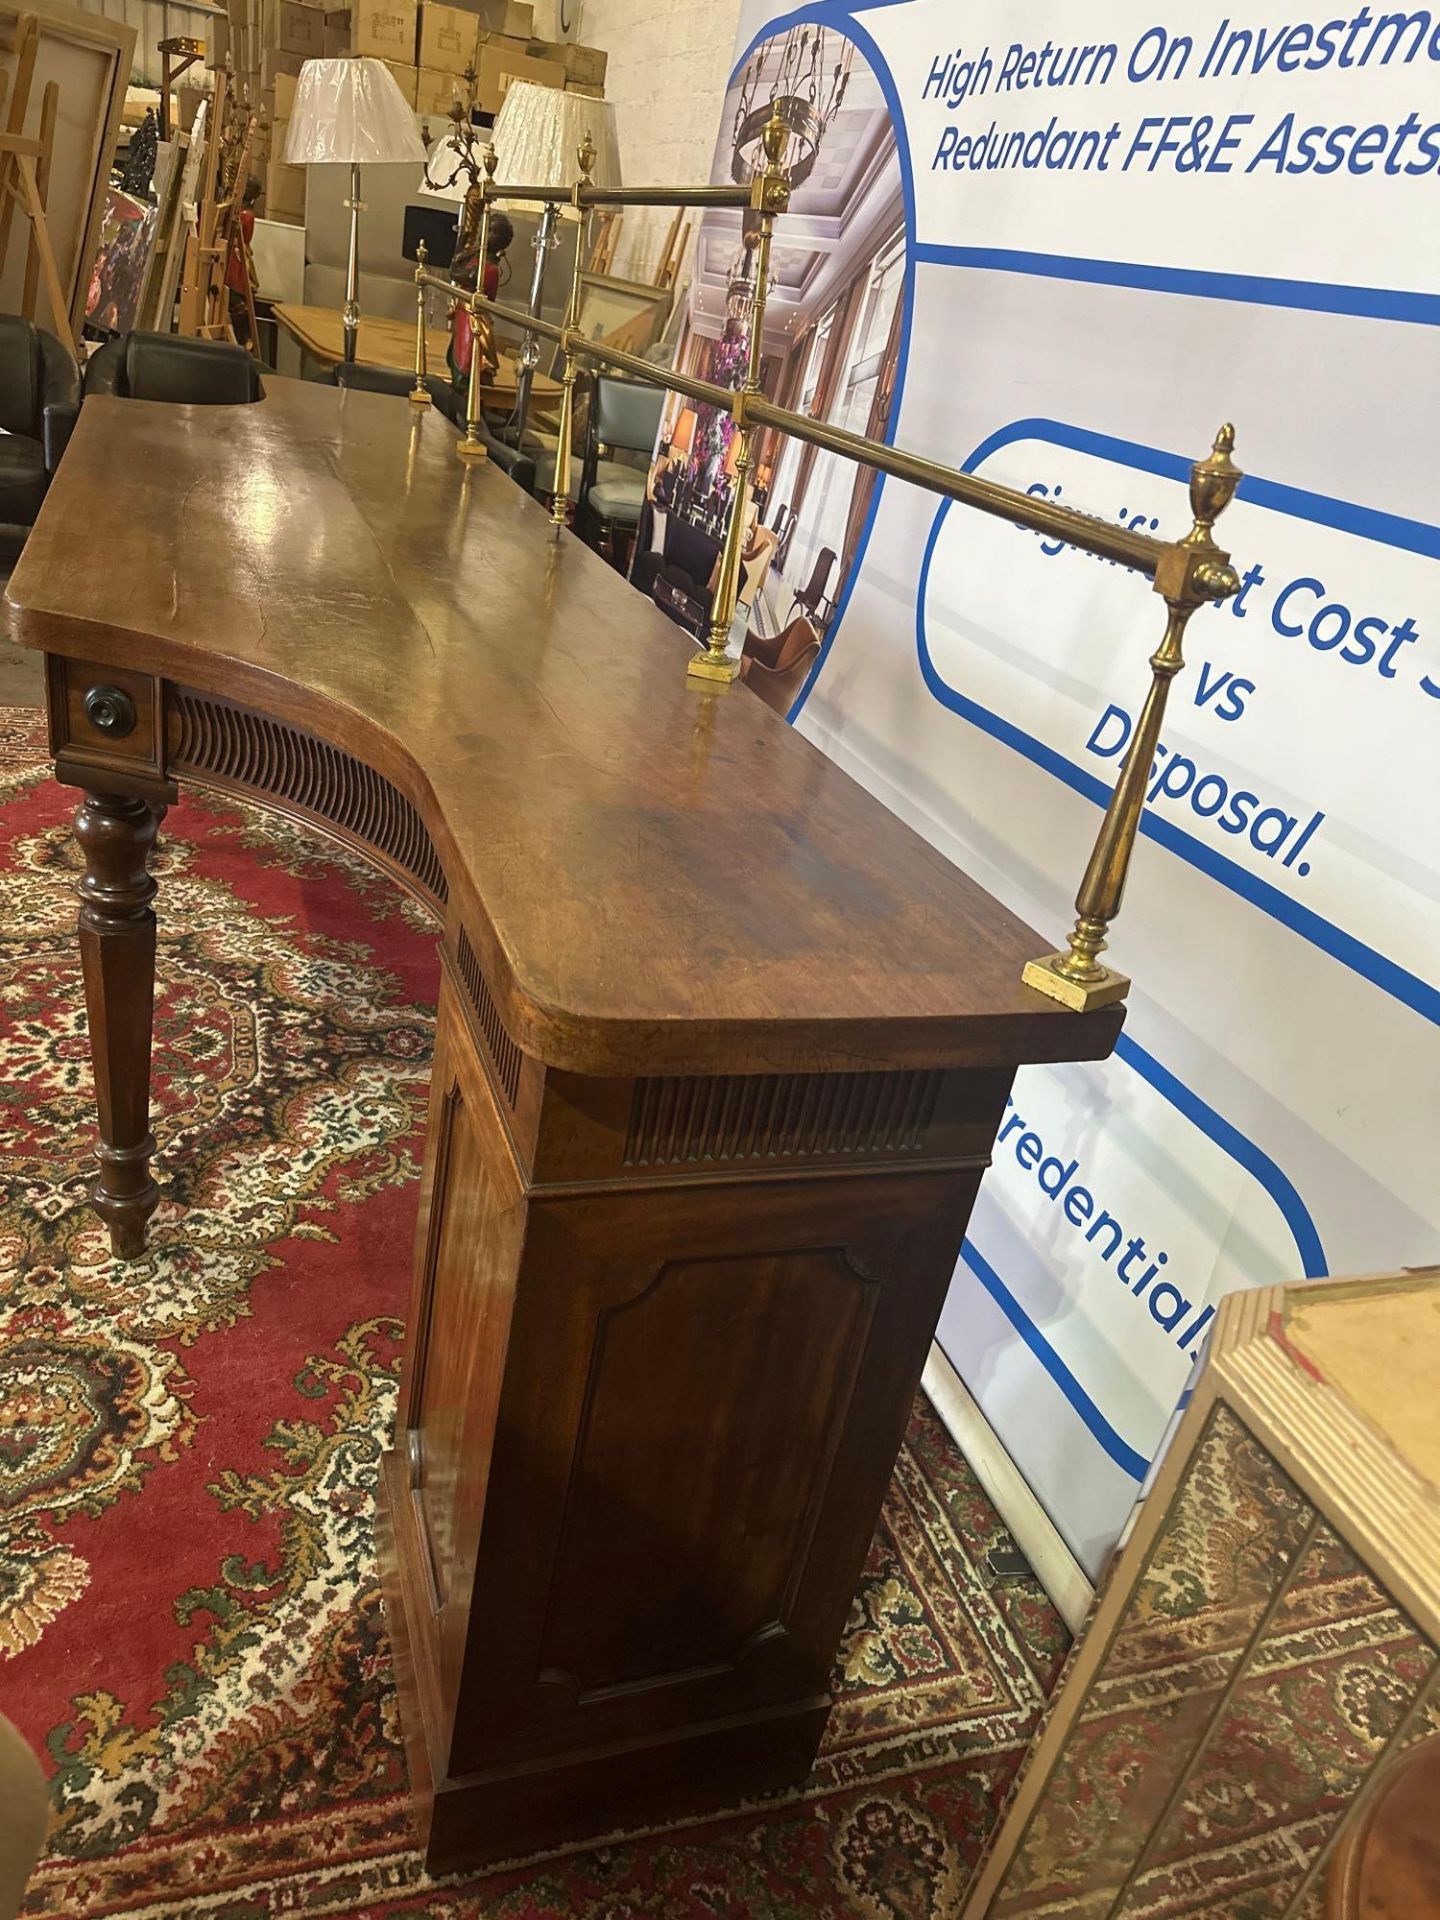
[5,378,1123,1871]
[271,300,563,412]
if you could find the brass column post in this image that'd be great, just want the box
[410,238,431,406]
[1023,426,1243,1010]
[550,134,595,531]
[688,107,791,687]
[457,146,497,463]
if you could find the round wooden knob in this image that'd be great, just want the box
[84,685,137,738]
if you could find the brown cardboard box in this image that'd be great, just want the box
[322,8,349,52]
[260,46,304,84]
[207,15,231,67]
[414,63,466,117]
[265,0,327,57]
[555,40,605,87]
[265,159,307,218]
[350,0,418,60]
[381,57,418,104]
[269,68,299,117]
[565,79,604,98]
[460,0,531,27]
[475,35,562,111]
[418,1,476,74]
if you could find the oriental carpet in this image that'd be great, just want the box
[0,707,1418,1919]
[0,707,1069,1920]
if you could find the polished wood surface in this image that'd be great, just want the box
[1326,1734,1440,1919]
[271,301,562,407]
[8,377,1126,1868]
[8,380,1120,1080]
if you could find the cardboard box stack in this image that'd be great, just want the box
[207,0,609,225]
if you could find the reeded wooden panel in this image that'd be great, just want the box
[538,1248,877,1697]
[169,687,447,911]
[455,927,522,1108]
[624,1069,944,1168]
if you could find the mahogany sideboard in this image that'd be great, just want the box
[6,381,1124,1869]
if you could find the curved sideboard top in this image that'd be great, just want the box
[6,381,1122,1079]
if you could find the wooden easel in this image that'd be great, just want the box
[178,70,255,340]
[588,209,622,276]
[158,34,203,142]
[653,209,690,290]
[0,14,75,350]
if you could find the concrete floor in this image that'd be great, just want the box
[0,643,44,706]
[0,530,45,706]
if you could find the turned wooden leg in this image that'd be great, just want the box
[74,790,161,1259]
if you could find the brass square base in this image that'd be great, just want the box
[687,651,741,686]
[1022,954,1131,1012]
[456,438,488,462]
[409,388,432,408]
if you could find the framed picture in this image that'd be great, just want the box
[574,272,671,356]
[0,0,135,336]
[85,186,160,333]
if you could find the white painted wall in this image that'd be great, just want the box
[534,0,743,285]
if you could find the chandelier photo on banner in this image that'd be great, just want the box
[631,21,904,693]
[729,24,854,188]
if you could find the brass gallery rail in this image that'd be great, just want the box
[406,108,1245,1016]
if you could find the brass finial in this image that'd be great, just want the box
[748,103,793,215]
[1186,422,1242,547]
[482,143,497,183]
[578,132,596,180]
[762,103,789,170]
[416,237,428,265]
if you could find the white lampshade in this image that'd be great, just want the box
[283,57,427,166]
[491,83,621,194]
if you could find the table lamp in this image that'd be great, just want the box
[284,57,427,364]
[488,83,621,441]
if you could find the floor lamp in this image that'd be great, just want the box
[285,58,426,364]
[489,83,621,445]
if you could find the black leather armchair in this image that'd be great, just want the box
[0,315,79,526]
[84,331,263,405]
[331,362,538,496]
[631,501,721,634]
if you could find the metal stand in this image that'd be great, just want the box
[342,161,362,364]
[509,199,558,447]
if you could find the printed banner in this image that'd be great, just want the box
[690,0,1439,1574]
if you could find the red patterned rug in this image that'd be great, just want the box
[0,706,1068,1919]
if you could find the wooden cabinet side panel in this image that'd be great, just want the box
[447,1163,983,1773]
[398,982,528,1754]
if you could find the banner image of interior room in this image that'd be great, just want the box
[632,27,903,713]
